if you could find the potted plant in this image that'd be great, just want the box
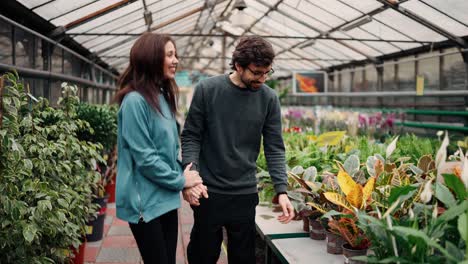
[0,73,101,263]
[328,215,370,263]
[75,102,118,241]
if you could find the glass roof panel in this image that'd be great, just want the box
[67,1,143,33]
[363,41,400,54]
[267,10,320,37]
[338,0,383,13]
[373,9,446,42]
[301,46,337,60]
[101,40,135,57]
[280,1,330,32]
[422,0,468,26]
[245,0,270,13]
[401,0,468,36]
[390,42,422,50]
[19,0,57,9]
[48,0,123,25]
[341,40,382,57]
[360,19,413,41]
[87,36,130,53]
[316,40,367,60]
[35,0,97,21]
[295,0,345,28]
[333,28,379,40]
[309,0,363,22]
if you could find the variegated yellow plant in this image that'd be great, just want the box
[323,164,379,211]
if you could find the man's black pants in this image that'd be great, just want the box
[129,209,178,264]
[187,192,259,264]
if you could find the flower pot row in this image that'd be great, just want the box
[303,216,367,264]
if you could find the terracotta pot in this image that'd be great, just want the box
[105,181,116,203]
[342,243,367,264]
[309,218,326,240]
[71,240,86,264]
[326,231,344,254]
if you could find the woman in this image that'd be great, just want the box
[114,33,202,263]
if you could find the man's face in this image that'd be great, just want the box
[239,63,273,90]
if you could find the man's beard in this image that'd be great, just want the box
[240,75,262,91]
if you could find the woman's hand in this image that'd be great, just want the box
[183,162,203,188]
[183,184,208,206]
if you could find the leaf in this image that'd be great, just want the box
[23,159,33,171]
[362,177,375,205]
[38,200,52,211]
[366,156,377,177]
[435,131,449,169]
[346,184,363,208]
[305,181,321,192]
[409,164,424,175]
[418,154,435,172]
[23,224,37,243]
[316,131,346,147]
[390,169,402,186]
[435,200,468,227]
[374,159,384,178]
[434,182,456,207]
[392,226,457,262]
[303,166,317,182]
[288,172,311,191]
[291,165,304,175]
[386,136,399,159]
[445,240,464,262]
[344,154,360,176]
[324,192,352,211]
[458,213,467,242]
[337,169,357,196]
[57,198,68,208]
[306,202,327,214]
[443,173,466,200]
[388,185,417,205]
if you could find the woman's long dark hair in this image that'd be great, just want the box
[114,33,178,116]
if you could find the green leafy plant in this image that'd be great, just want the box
[76,103,117,155]
[0,73,102,263]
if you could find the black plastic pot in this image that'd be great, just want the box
[86,195,108,242]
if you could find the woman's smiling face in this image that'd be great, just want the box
[163,41,178,79]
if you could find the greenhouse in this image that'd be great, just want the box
[0,0,467,263]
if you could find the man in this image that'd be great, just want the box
[181,36,294,264]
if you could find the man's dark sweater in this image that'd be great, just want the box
[181,74,287,195]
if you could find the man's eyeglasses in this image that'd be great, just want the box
[245,67,275,78]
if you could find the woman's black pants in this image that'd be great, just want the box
[129,209,178,264]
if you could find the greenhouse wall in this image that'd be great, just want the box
[0,15,117,105]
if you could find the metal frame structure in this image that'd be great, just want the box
[8,0,467,75]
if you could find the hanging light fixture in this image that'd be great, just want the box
[230,0,249,29]
[233,0,247,10]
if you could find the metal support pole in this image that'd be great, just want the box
[461,50,468,127]
[222,33,227,74]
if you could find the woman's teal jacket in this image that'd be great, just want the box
[116,91,184,224]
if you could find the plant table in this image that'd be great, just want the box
[255,205,308,263]
[271,237,343,264]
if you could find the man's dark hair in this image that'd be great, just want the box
[230,36,275,71]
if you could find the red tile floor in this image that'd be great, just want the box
[83,198,228,264]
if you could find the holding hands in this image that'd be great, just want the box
[182,163,208,206]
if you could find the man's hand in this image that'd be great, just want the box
[277,194,295,224]
[183,184,208,206]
